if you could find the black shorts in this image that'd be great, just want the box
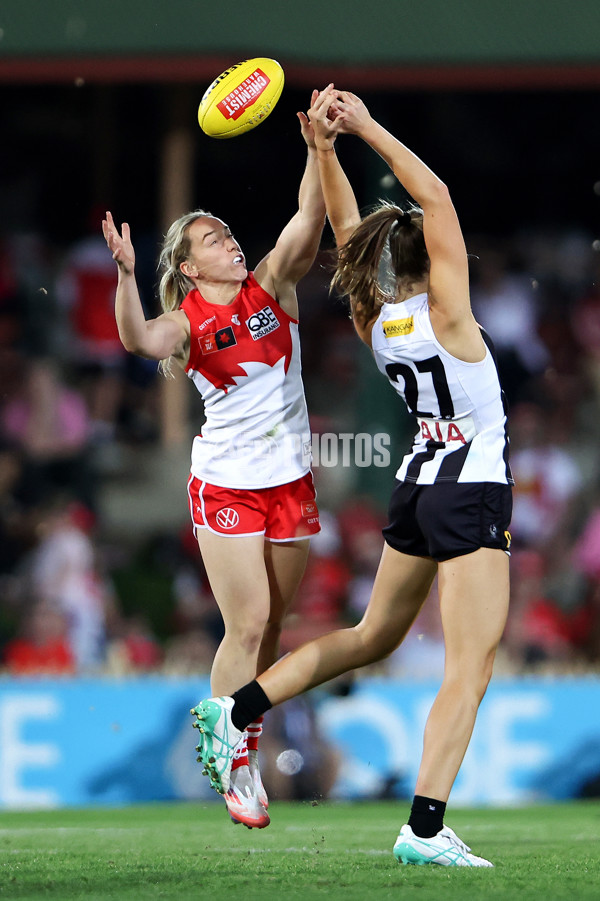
[382,480,513,563]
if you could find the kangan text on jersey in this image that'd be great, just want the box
[383,317,414,338]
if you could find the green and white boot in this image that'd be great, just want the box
[191,696,242,794]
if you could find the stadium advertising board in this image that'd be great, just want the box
[0,678,598,808]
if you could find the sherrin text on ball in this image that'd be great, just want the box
[198,57,285,139]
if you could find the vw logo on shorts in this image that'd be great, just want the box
[216,507,240,530]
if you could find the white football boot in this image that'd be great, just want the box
[393,824,493,867]
[247,747,269,810]
[225,763,270,829]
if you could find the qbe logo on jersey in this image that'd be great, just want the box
[246,305,280,340]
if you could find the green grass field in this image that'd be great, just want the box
[0,800,599,901]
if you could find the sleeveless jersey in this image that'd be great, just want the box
[371,293,513,485]
[180,273,311,489]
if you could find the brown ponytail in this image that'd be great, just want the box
[332,200,428,326]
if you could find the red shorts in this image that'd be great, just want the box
[187,472,320,541]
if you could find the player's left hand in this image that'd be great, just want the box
[329,91,373,137]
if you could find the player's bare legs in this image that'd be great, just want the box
[195,532,310,823]
[192,543,435,796]
[196,532,311,693]
[246,537,311,809]
[259,539,311,674]
[414,547,510,801]
[196,531,272,695]
[257,544,437,702]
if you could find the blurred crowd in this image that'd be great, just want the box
[1,220,600,680]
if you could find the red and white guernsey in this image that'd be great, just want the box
[180,273,312,489]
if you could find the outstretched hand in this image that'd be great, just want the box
[102,211,135,275]
[297,89,320,149]
[329,91,373,137]
[307,85,343,151]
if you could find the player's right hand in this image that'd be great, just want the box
[307,85,343,151]
[102,210,135,276]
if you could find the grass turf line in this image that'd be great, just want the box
[0,800,599,900]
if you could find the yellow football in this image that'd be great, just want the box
[198,57,285,139]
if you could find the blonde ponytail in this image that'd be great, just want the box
[156,209,212,375]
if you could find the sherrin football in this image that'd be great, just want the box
[198,57,285,139]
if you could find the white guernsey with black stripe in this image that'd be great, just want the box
[371,293,513,486]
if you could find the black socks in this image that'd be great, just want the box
[230,680,272,732]
[407,794,446,838]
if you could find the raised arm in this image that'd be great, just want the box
[254,92,326,315]
[102,212,190,364]
[307,85,361,248]
[333,92,470,322]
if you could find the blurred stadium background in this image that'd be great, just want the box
[1,1,600,810]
